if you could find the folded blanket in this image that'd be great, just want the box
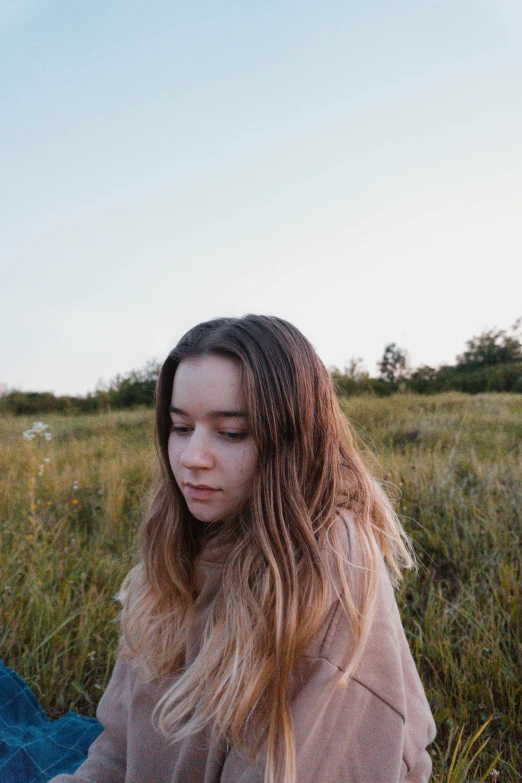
[0,660,103,783]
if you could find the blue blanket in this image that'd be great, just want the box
[0,661,103,783]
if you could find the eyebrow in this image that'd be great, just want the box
[169,406,246,419]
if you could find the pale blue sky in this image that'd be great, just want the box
[1,0,521,395]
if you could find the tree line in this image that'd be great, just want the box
[0,360,161,416]
[333,320,522,396]
[1,321,521,416]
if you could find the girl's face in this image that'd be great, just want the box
[168,354,257,524]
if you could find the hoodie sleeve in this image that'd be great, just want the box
[47,655,134,783]
[287,514,436,783]
[281,575,436,782]
[289,654,435,783]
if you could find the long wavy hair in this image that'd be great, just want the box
[118,314,413,783]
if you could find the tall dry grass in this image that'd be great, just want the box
[1,393,520,781]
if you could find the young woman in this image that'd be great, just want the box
[50,315,436,783]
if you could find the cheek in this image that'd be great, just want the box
[234,444,257,490]
[167,435,180,475]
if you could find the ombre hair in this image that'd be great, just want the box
[118,315,414,783]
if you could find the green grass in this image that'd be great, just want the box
[1,394,520,781]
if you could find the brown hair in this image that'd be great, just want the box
[118,315,413,783]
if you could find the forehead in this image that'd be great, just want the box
[170,355,244,410]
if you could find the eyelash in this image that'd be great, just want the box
[170,425,247,441]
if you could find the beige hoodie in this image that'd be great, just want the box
[49,515,436,783]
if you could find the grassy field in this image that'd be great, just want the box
[0,393,520,782]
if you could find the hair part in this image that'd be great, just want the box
[117,314,414,783]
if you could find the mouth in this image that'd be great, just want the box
[184,482,220,499]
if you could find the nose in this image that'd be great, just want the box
[179,427,214,470]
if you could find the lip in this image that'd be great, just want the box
[185,482,219,499]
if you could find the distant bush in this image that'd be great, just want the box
[334,322,522,397]
[97,360,160,409]
[0,391,100,416]
[333,362,522,397]
[0,361,160,416]
[456,319,521,369]
[407,362,522,395]
[377,343,409,386]
[331,373,394,397]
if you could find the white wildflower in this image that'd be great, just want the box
[72,480,79,491]
[23,421,52,440]
[43,458,50,463]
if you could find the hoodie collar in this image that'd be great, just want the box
[193,524,236,598]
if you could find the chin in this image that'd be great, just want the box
[192,513,219,524]
[187,503,223,524]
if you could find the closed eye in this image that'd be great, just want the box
[170,425,247,441]
[221,431,248,441]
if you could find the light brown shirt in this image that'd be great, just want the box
[49,516,436,782]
